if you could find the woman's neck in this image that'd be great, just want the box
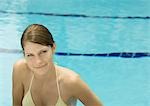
[33,63,56,81]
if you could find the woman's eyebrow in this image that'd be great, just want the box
[25,47,49,54]
[24,52,33,55]
[38,48,49,53]
[39,48,49,51]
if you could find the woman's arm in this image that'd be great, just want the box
[72,76,103,106]
[12,61,24,106]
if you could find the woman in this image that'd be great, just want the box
[12,24,103,106]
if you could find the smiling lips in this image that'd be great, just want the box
[34,64,47,68]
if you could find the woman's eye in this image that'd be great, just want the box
[42,50,47,53]
[26,54,33,57]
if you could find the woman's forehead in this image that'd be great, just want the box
[24,42,50,53]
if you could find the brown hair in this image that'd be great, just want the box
[21,24,55,50]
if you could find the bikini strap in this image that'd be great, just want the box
[55,67,61,97]
[29,74,34,90]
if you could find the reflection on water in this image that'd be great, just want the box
[0,0,150,106]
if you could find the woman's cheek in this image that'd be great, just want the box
[26,61,34,69]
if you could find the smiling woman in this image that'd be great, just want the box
[12,24,103,106]
[24,42,55,75]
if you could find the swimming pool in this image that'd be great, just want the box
[0,0,150,106]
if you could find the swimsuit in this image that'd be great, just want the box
[22,68,76,106]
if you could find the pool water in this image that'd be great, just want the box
[0,0,150,106]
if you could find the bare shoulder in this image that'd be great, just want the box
[13,58,25,67]
[58,66,85,91]
[13,58,28,78]
[56,65,80,84]
[13,59,26,71]
[56,65,103,105]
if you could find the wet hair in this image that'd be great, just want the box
[21,24,55,50]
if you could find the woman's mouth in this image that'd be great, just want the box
[34,64,47,68]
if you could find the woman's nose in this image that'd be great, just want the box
[35,56,43,65]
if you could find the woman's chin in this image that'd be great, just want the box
[32,66,49,75]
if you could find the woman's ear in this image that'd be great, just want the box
[52,43,56,54]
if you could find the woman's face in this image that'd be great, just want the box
[24,41,55,75]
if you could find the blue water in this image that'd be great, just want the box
[0,0,150,106]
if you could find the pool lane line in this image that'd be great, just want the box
[0,10,149,19]
[0,48,149,58]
